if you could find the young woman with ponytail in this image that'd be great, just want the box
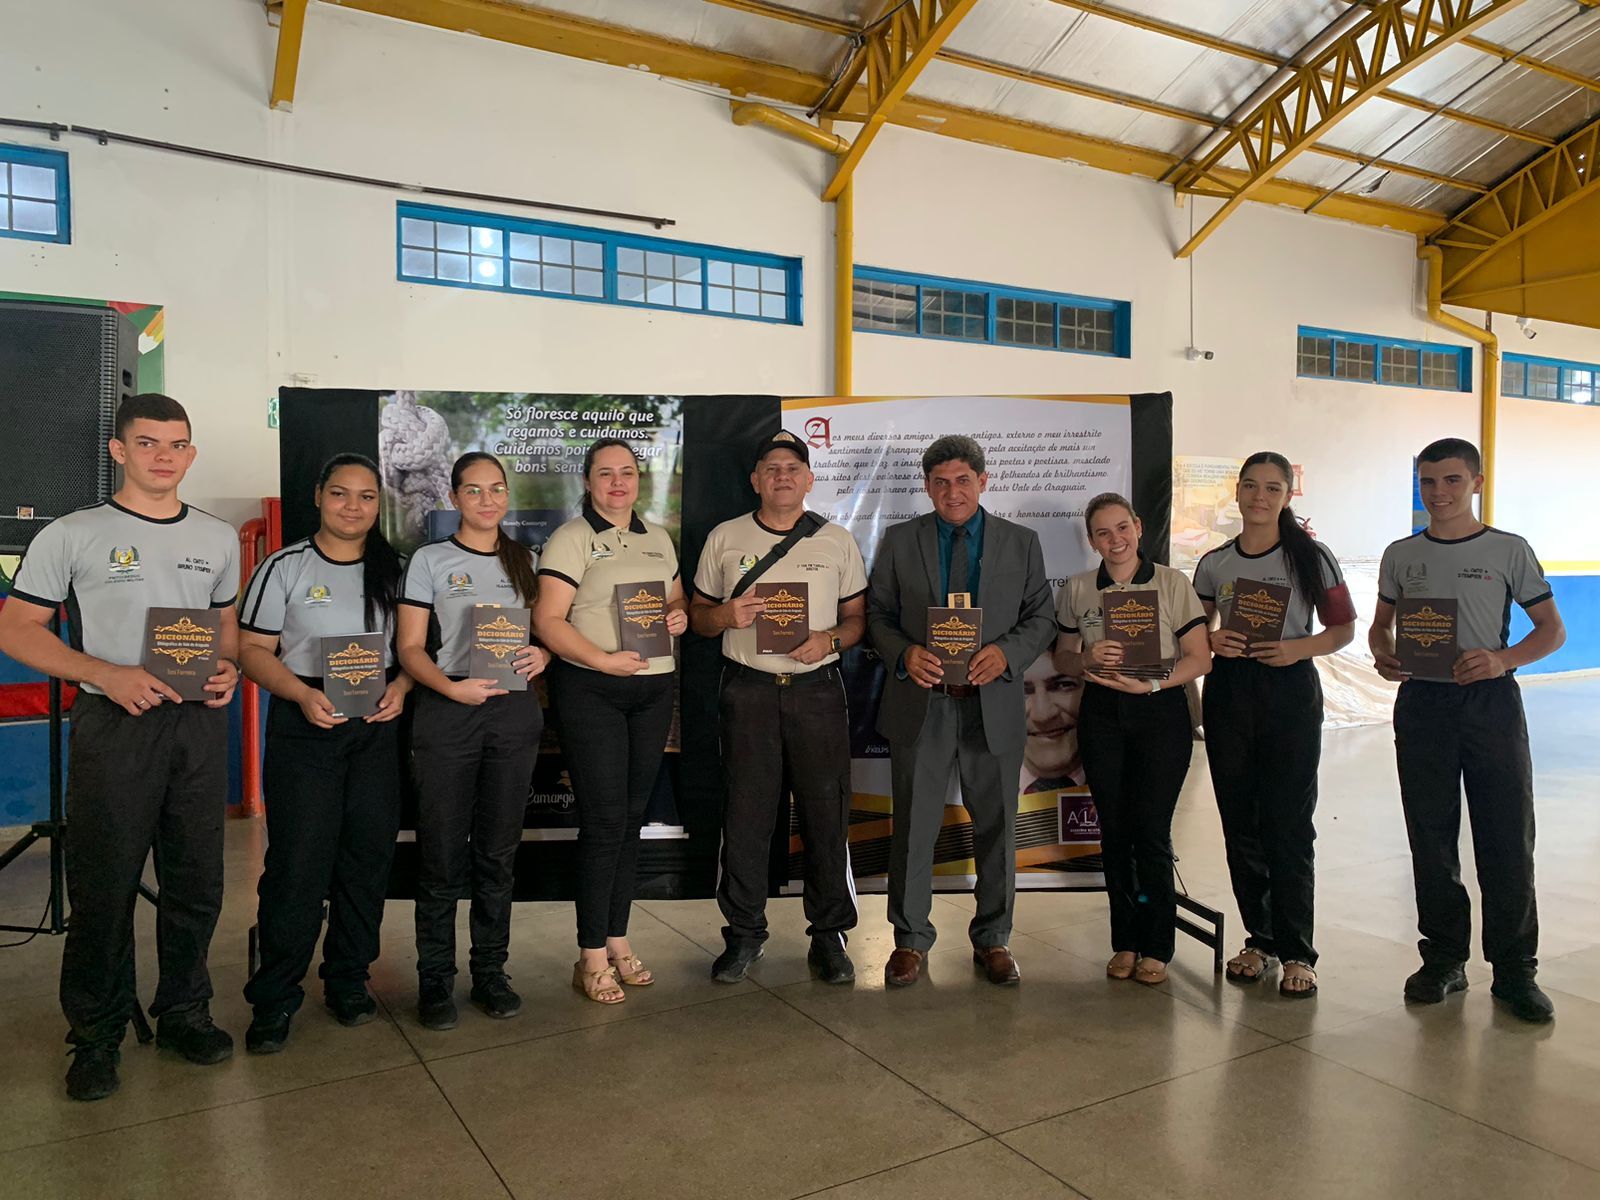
[1193,452,1357,998]
[396,452,548,1031]
[238,453,412,1053]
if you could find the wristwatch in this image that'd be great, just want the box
[829,634,842,654]
[1148,679,1160,694]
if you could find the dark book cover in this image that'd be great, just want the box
[468,606,530,692]
[754,581,810,655]
[142,607,221,702]
[927,606,983,684]
[1226,578,1292,644]
[1395,597,1458,677]
[322,634,387,717]
[616,582,670,658]
[1104,589,1161,668]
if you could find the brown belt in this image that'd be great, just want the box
[934,683,978,698]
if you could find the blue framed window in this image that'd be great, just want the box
[1296,326,1469,391]
[1503,352,1598,406]
[852,266,1131,358]
[0,144,70,244]
[396,202,801,324]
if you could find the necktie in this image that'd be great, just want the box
[949,526,969,601]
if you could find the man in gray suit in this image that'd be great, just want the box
[867,436,1057,986]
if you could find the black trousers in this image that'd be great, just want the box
[243,696,402,1013]
[1394,676,1538,977]
[716,663,857,950]
[550,665,674,950]
[1079,683,1192,963]
[60,693,227,1047]
[1203,657,1323,966]
[411,686,542,983]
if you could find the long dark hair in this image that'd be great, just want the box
[450,452,537,605]
[1239,452,1327,608]
[580,438,642,518]
[316,453,401,630]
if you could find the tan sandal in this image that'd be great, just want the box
[1134,957,1168,986]
[1226,946,1278,983]
[572,962,625,1005]
[609,953,654,986]
[1279,961,1318,999]
[1106,951,1137,980]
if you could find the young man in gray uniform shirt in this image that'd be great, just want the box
[0,394,241,1100]
[1370,438,1566,1023]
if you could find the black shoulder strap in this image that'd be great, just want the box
[729,511,827,599]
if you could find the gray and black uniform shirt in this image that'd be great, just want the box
[239,539,395,678]
[1378,526,1553,683]
[399,536,529,677]
[1193,537,1358,639]
[10,499,239,697]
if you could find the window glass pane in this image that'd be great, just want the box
[708,286,734,313]
[760,293,786,320]
[1297,336,1332,377]
[401,218,435,248]
[10,199,57,236]
[1385,344,1419,386]
[674,256,702,282]
[645,251,673,276]
[574,269,604,298]
[922,287,985,340]
[617,274,645,303]
[435,252,469,282]
[1564,368,1596,405]
[545,238,573,266]
[400,248,435,278]
[574,241,603,270]
[510,261,541,291]
[707,260,733,286]
[646,278,674,306]
[9,163,56,200]
[675,282,701,309]
[471,227,501,254]
[509,232,539,261]
[852,279,917,333]
[472,256,502,286]
[435,223,468,253]
[734,289,760,316]
[544,266,574,295]
[617,246,644,275]
[1333,341,1375,381]
[1527,363,1559,399]
[760,266,786,293]
[1501,358,1525,397]
[997,297,1054,348]
[1421,350,1459,389]
[734,263,760,289]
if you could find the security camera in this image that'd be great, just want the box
[1516,315,1537,341]
[1186,347,1215,361]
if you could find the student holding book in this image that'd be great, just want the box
[397,452,547,1031]
[237,453,412,1052]
[1053,493,1210,987]
[1193,452,1356,999]
[0,393,239,1102]
[533,439,687,1004]
[1369,438,1565,1023]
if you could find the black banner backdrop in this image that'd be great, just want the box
[276,389,1172,902]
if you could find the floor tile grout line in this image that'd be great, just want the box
[418,1056,518,1200]
[779,1134,1000,1200]
[1287,1039,1600,1176]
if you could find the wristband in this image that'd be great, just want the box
[1149,679,1160,694]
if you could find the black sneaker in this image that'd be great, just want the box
[711,944,764,984]
[65,1043,121,1102]
[418,978,458,1031]
[245,1008,293,1055]
[1491,977,1556,1024]
[155,1007,235,1065]
[325,989,378,1027]
[1403,962,1469,1005]
[807,935,856,985]
[469,974,523,1020]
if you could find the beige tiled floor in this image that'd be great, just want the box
[1,677,1597,1199]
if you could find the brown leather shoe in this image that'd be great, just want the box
[974,945,1021,985]
[885,948,925,987]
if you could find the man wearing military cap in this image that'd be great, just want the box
[690,431,867,984]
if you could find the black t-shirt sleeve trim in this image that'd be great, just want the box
[1520,590,1554,610]
[839,587,867,604]
[210,595,237,609]
[1174,615,1206,639]
[538,568,580,588]
[397,597,435,611]
[1377,592,1396,606]
[5,587,62,609]
[239,621,281,636]
[1058,621,1078,635]
[1195,593,1216,603]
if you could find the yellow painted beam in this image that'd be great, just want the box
[1372,2,1600,95]
[271,0,309,111]
[1048,0,1552,149]
[1172,0,1531,257]
[1420,245,1499,525]
[835,176,854,396]
[700,0,854,37]
[821,0,983,202]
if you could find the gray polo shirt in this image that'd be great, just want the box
[1378,526,1553,681]
[400,537,531,676]
[1193,538,1356,639]
[239,539,395,676]
[10,500,239,696]
[1056,555,1207,660]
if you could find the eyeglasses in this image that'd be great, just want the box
[459,484,510,499]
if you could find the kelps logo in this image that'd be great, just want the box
[107,546,141,578]
[448,572,475,596]
[304,583,333,606]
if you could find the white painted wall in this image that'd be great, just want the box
[2,0,1598,564]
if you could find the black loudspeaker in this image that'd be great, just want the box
[0,300,133,551]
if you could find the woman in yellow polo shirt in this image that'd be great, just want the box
[534,439,688,1004]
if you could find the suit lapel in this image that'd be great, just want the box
[916,513,941,604]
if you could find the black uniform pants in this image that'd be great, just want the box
[716,663,857,950]
[1079,683,1192,963]
[243,696,402,1014]
[1203,657,1323,966]
[1394,676,1538,977]
[550,665,674,950]
[60,693,227,1047]
[411,686,542,983]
